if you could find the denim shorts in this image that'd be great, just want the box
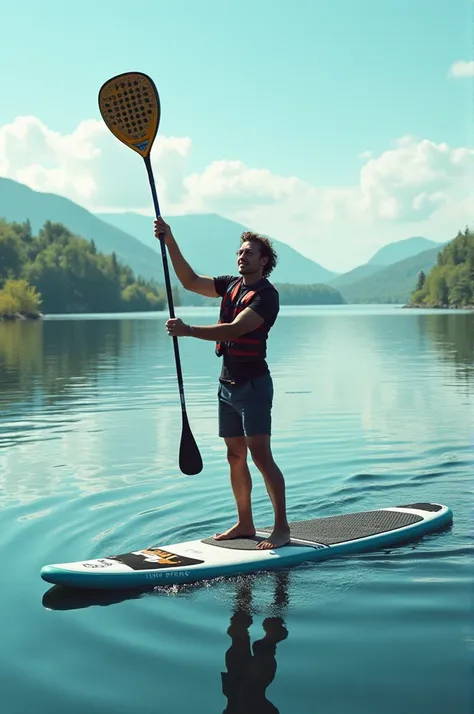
[217,372,274,438]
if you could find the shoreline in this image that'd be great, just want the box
[0,312,43,322]
[1,304,473,320]
[403,303,474,311]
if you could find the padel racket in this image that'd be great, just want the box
[98,71,203,476]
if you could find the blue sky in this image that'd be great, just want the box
[0,0,472,270]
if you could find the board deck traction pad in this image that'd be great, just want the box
[201,506,431,550]
[40,503,452,589]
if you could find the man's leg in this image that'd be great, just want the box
[246,434,290,549]
[215,375,290,546]
[215,381,256,540]
[214,436,256,540]
[238,373,290,549]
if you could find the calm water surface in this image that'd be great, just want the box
[0,305,473,714]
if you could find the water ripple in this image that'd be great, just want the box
[0,308,472,714]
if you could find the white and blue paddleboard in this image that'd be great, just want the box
[40,502,452,590]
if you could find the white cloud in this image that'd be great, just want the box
[174,135,473,226]
[182,160,306,213]
[173,135,473,268]
[449,60,474,78]
[0,116,472,271]
[0,115,192,212]
[357,136,472,222]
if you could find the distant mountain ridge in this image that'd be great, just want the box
[0,178,450,304]
[367,236,442,265]
[337,246,443,303]
[327,234,446,303]
[95,211,337,285]
[329,236,447,303]
[329,263,381,289]
[98,212,446,300]
[0,178,165,283]
[0,178,338,287]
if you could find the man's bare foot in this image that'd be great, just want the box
[256,528,291,550]
[214,523,256,541]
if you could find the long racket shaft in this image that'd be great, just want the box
[144,157,175,315]
[144,155,187,411]
[98,71,202,474]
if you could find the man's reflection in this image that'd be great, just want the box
[42,571,291,714]
[221,573,289,714]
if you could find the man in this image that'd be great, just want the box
[154,217,290,549]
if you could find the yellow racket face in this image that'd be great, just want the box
[98,72,160,157]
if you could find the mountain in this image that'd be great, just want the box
[329,263,382,289]
[0,178,164,283]
[328,235,446,299]
[96,211,337,285]
[338,246,443,304]
[0,178,448,306]
[367,236,441,266]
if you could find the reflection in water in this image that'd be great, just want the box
[2,307,470,714]
[0,319,133,413]
[42,571,290,714]
[221,573,289,714]
[2,309,473,454]
[2,311,473,413]
[42,583,146,610]
[418,313,474,383]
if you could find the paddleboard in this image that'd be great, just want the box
[40,502,452,590]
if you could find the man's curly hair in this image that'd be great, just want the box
[240,231,278,278]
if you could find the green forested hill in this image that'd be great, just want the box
[337,246,441,304]
[0,218,345,316]
[0,219,166,316]
[153,281,345,308]
[0,178,164,283]
[408,228,474,308]
[329,236,443,292]
[273,283,345,305]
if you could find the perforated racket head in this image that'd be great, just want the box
[98,71,160,158]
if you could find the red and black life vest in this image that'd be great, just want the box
[215,277,274,361]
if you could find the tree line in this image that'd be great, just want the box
[0,218,347,317]
[0,219,167,317]
[273,282,345,305]
[409,227,473,308]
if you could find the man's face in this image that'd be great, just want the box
[237,241,267,275]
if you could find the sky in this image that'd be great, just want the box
[0,0,472,272]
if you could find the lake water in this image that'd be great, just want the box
[0,305,472,714]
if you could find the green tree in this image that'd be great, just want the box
[0,218,166,316]
[408,227,474,307]
[0,278,42,315]
[274,282,345,305]
[416,270,426,291]
[0,220,25,283]
[0,292,18,316]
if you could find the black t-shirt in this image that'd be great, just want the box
[213,275,279,384]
